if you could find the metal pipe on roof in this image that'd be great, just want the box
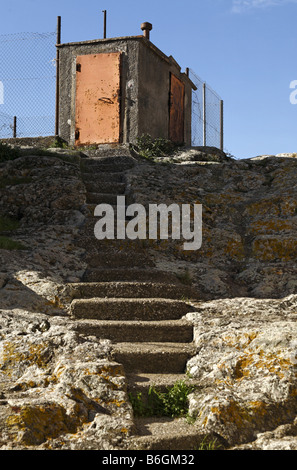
[141,22,152,40]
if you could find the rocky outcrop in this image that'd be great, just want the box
[0,152,87,316]
[126,150,297,300]
[0,149,134,449]
[124,148,297,450]
[0,315,133,449]
[186,296,297,449]
[1,144,297,450]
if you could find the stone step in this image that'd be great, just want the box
[81,203,117,218]
[81,162,134,173]
[81,153,134,165]
[70,298,193,321]
[74,234,153,258]
[69,282,197,300]
[81,144,131,157]
[74,237,150,255]
[112,342,195,374]
[84,181,126,194]
[72,320,193,343]
[81,204,136,222]
[79,217,139,234]
[129,417,209,451]
[84,251,153,269]
[82,172,124,183]
[86,193,119,205]
[127,373,199,395]
[82,268,183,284]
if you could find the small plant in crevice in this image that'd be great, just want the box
[49,136,69,149]
[0,215,20,232]
[129,380,194,418]
[0,176,33,189]
[128,392,149,417]
[132,134,178,160]
[196,435,223,451]
[0,236,26,251]
[0,216,26,251]
[175,269,193,286]
[0,142,21,162]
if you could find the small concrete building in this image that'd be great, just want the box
[57,23,196,147]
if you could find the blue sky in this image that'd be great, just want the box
[1,0,297,158]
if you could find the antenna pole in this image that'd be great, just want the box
[102,10,107,38]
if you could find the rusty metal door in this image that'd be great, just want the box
[75,52,121,145]
[169,73,185,144]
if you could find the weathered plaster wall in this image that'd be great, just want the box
[135,40,193,145]
[137,43,170,141]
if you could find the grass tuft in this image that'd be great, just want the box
[0,142,21,162]
[133,134,178,160]
[0,216,20,232]
[0,236,26,250]
[129,380,194,418]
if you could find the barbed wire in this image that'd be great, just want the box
[0,31,55,43]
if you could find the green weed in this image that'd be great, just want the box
[129,380,194,418]
[0,142,21,162]
[196,435,223,450]
[133,134,177,160]
[128,392,149,417]
[0,176,32,189]
[175,269,192,286]
[49,136,69,149]
[0,236,26,250]
[0,216,19,232]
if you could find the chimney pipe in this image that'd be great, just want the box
[141,22,152,40]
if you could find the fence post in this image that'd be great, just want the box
[203,82,206,146]
[13,116,17,138]
[220,100,224,151]
[55,16,61,138]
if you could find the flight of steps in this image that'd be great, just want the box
[70,149,204,450]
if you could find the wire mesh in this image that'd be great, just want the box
[0,31,56,139]
[189,69,222,149]
[191,72,204,147]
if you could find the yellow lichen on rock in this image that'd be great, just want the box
[6,403,78,446]
[252,237,297,261]
[224,237,245,261]
[0,340,51,378]
[250,219,293,235]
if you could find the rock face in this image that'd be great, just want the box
[0,151,134,449]
[126,150,297,300]
[186,296,297,449]
[1,145,297,450]
[125,149,297,449]
[0,153,87,315]
[0,316,133,449]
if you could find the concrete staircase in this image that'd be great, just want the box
[70,149,205,450]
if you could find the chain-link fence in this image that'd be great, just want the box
[0,30,223,147]
[189,69,223,150]
[0,31,56,139]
